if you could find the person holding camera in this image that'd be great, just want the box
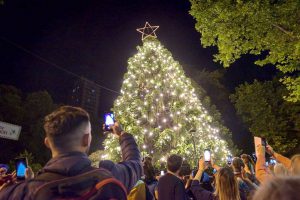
[266,144,300,175]
[190,158,246,200]
[0,106,142,200]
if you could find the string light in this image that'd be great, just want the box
[102,34,231,166]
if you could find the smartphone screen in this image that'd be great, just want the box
[15,157,28,180]
[104,113,114,131]
[269,159,277,165]
[252,152,257,162]
[204,149,211,162]
[160,171,165,176]
[227,155,232,165]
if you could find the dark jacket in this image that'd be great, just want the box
[0,132,142,200]
[190,180,247,200]
[157,173,187,200]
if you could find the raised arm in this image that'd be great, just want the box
[190,158,214,200]
[99,122,142,192]
[255,145,272,183]
[266,145,291,169]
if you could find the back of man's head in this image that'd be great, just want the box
[167,154,183,173]
[44,106,90,153]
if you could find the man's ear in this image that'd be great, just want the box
[44,137,51,149]
[82,134,90,147]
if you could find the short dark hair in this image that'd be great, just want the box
[44,106,90,149]
[179,160,191,177]
[167,154,183,173]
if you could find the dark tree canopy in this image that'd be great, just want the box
[230,79,300,154]
[189,0,300,102]
[0,85,56,165]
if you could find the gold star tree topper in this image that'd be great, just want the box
[136,22,159,40]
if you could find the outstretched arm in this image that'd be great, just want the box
[266,145,291,169]
[255,145,272,183]
[99,122,142,192]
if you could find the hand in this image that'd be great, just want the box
[266,145,275,156]
[103,122,125,137]
[0,172,16,191]
[25,167,34,180]
[241,167,248,180]
[110,122,125,137]
[0,167,8,176]
[210,156,220,170]
[198,158,208,171]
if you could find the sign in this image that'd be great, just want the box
[0,121,22,140]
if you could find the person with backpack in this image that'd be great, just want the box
[0,106,142,200]
[190,158,246,200]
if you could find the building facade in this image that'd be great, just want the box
[70,77,100,118]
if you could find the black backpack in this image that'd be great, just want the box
[31,168,127,200]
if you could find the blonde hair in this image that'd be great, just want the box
[214,168,241,200]
[290,154,300,175]
[253,176,300,200]
[274,163,288,176]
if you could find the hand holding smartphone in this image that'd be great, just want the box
[104,113,115,131]
[15,157,28,180]
[204,149,211,162]
[227,155,232,165]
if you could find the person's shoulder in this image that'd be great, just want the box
[0,180,41,200]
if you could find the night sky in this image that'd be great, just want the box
[0,0,277,152]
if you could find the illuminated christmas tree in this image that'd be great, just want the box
[102,22,232,165]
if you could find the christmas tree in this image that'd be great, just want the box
[102,22,233,165]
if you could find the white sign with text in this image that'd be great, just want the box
[0,121,22,140]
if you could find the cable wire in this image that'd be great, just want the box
[0,36,120,95]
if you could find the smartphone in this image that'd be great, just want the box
[252,152,257,162]
[160,171,165,176]
[227,155,232,165]
[191,169,198,178]
[254,136,264,155]
[104,113,115,131]
[269,158,277,165]
[213,168,217,174]
[265,162,269,167]
[204,149,211,162]
[15,157,28,180]
[261,137,267,147]
[254,136,262,146]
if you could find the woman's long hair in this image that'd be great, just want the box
[214,167,241,200]
[143,157,156,183]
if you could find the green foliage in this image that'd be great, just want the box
[89,150,108,167]
[230,79,300,154]
[8,150,43,174]
[0,85,56,165]
[189,0,300,102]
[102,38,233,166]
[281,76,300,102]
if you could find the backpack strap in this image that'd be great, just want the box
[32,168,115,199]
[79,178,128,200]
[95,177,127,192]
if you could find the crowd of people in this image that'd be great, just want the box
[0,106,299,200]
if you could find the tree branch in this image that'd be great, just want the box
[271,23,297,39]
